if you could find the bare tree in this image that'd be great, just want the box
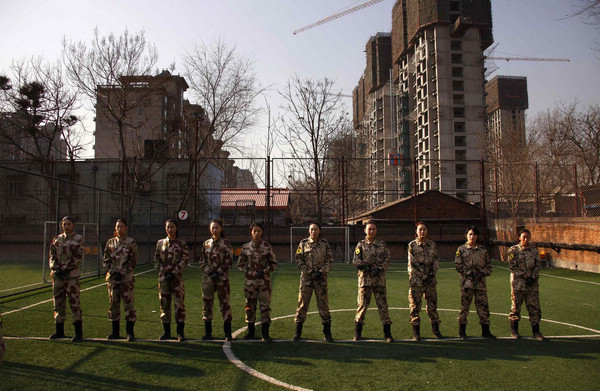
[0,57,84,217]
[276,75,348,224]
[62,28,161,214]
[178,39,265,211]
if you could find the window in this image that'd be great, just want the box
[451,54,462,64]
[453,108,465,118]
[455,164,467,175]
[454,136,467,147]
[455,150,467,160]
[58,174,79,200]
[453,94,464,105]
[452,80,464,91]
[456,178,468,190]
[452,67,463,78]
[454,122,465,133]
[451,40,462,51]
[6,176,25,198]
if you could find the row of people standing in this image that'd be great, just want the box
[293,220,544,342]
[48,217,277,342]
[48,216,543,342]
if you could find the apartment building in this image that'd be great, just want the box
[354,0,493,206]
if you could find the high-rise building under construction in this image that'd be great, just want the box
[354,0,493,206]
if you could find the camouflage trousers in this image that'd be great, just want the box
[159,277,186,323]
[52,277,82,324]
[295,282,331,324]
[202,276,232,322]
[509,288,542,326]
[408,284,439,325]
[458,288,490,325]
[107,280,136,322]
[355,286,391,325]
[244,282,272,324]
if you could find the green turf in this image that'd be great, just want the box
[1,261,599,390]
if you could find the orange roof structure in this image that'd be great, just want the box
[221,188,290,210]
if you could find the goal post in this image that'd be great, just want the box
[289,226,351,264]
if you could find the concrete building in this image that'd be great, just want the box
[354,0,493,206]
[485,75,528,160]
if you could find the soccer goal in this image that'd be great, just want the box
[289,225,351,264]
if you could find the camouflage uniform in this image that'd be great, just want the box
[237,239,278,324]
[49,232,84,324]
[294,237,333,324]
[103,236,138,322]
[200,237,233,321]
[154,237,189,323]
[407,238,440,325]
[455,243,492,325]
[353,238,392,325]
[508,243,542,326]
[0,315,5,365]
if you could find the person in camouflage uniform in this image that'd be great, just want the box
[455,226,496,340]
[200,218,234,341]
[0,315,5,365]
[49,216,84,342]
[294,222,334,342]
[155,219,189,341]
[508,228,544,341]
[353,220,394,342]
[103,219,138,341]
[237,222,278,342]
[407,221,442,340]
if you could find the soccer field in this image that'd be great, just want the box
[1,261,599,390]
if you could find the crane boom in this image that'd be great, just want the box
[486,56,570,62]
[293,0,384,35]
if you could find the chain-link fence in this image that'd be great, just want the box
[1,156,599,297]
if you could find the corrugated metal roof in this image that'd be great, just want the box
[221,188,289,209]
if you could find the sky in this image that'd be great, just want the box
[1,0,599,160]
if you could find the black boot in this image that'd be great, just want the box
[353,322,363,341]
[383,323,394,343]
[432,322,443,339]
[224,320,233,342]
[510,320,520,339]
[72,320,83,342]
[293,322,303,341]
[459,323,467,340]
[126,321,135,342]
[412,324,421,341]
[323,321,333,342]
[50,322,65,340]
[202,321,213,340]
[244,323,256,340]
[532,324,545,341]
[481,324,496,339]
[176,322,185,342]
[261,322,272,343]
[160,323,172,340]
[107,320,121,340]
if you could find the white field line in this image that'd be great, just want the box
[222,307,600,391]
[0,268,155,317]
[0,281,48,293]
[495,266,600,286]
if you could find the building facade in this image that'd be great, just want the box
[354,0,493,207]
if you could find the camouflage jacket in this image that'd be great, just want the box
[200,237,233,279]
[407,238,439,286]
[455,243,491,290]
[49,232,84,279]
[295,237,333,285]
[237,239,278,286]
[353,238,391,287]
[154,237,189,282]
[508,243,541,291]
[103,236,138,283]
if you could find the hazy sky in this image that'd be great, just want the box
[1,0,598,159]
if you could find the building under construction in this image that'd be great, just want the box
[354,0,493,206]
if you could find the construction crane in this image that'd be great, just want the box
[486,56,570,63]
[293,0,384,35]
